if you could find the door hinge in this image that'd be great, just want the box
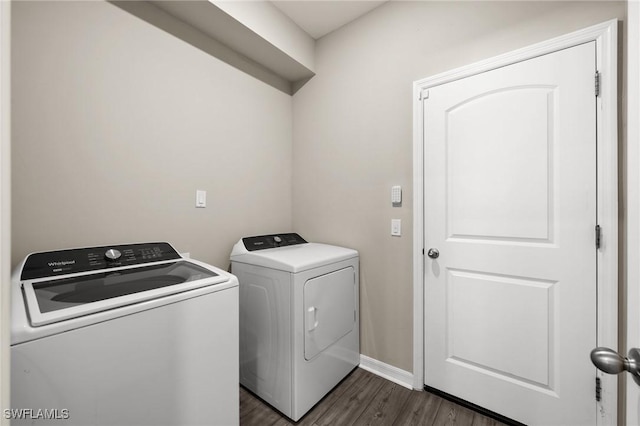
[419,89,429,101]
[596,376,602,402]
[595,225,601,249]
[595,71,601,97]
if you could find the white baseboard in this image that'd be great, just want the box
[359,355,415,390]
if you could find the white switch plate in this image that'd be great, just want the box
[391,219,401,236]
[196,190,206,208]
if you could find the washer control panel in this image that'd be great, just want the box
[242,233,307,251]
[21,242,182,280]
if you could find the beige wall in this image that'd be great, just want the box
[292,1,627,372]
[10,0,629,376]
[11,1,293,269]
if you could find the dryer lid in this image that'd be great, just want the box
[230,241,358,273]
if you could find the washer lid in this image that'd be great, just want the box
[230,241,358,273]
[22,260,225,327]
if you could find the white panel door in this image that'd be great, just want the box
[424,42,597,425]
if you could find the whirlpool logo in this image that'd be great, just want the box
[48,260,75,267]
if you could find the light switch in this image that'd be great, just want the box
[391,219,401,236]
[196,190,206,208]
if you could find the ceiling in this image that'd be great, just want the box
[271,1,387,40]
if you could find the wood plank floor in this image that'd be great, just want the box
[240,367,509,426]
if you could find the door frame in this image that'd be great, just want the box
[625,2,640,424]
[0,0,10,422]
[412,20,618,424]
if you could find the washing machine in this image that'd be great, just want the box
[230,233,359,421]
[11,242,239,425]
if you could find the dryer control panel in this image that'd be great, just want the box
[242,233,307,251]
[21,242,181,280]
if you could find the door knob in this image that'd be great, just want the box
[591,347,640,385]
[427,248,439,259]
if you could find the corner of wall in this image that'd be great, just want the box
[0,0,11,420]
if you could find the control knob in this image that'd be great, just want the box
[274,236,282,244]
[104,249,122,261]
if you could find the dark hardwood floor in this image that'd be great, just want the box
[240,367,508,426]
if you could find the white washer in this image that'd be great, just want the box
[11,242,239,426]
[230,233,359,421]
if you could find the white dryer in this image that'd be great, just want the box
[230,234,359,421]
